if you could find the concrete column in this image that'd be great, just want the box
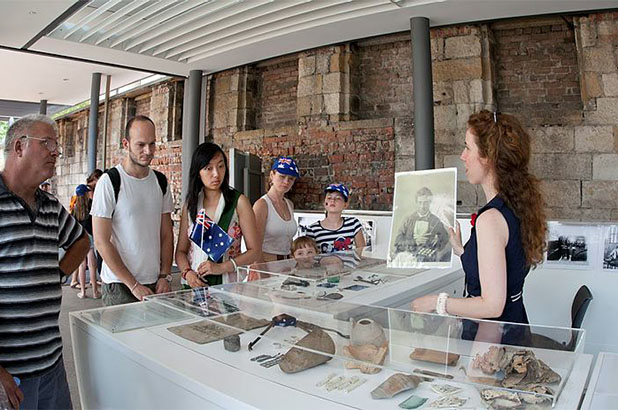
[39,100,47,115]
[182,70,203,201]
[411,17,435,170]
[88,72,101,173]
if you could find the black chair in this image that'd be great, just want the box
[564,285,593,350]
[571,285,593,329]
[528,285,593,351]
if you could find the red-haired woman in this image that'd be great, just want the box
[411,110,546,343]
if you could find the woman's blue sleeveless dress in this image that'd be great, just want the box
[460,196,530,345]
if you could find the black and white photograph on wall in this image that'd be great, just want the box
[545,222,591,268]
[603,225,618,270]
[387,168,457,269]
[296,215,321,238]
[359,219,375,252]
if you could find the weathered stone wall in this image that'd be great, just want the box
[54,11,618,222]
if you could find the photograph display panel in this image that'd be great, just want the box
[602,225,618,271]
[387,168,457,269]
[545,222,599,269]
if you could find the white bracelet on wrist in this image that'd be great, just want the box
[436,292,449,316]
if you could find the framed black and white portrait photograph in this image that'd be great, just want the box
[387,168,457,269]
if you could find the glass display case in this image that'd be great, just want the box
[235,251,428,300]
[72,275,586,409]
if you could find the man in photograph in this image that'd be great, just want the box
[605,245,618,269]
[392,186,449,262]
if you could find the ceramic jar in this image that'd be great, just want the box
[350,318,387,347]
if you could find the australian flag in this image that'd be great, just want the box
[189,209,234,262]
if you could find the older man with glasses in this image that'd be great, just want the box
[0,114,89,410]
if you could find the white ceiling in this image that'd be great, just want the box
[1,0,617,110]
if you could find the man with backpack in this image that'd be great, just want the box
[91,115,174,306]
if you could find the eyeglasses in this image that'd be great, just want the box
[21,136,62,155]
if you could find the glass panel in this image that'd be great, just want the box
[142,284,583,408]
[77,276,584,408]
[75,300,193,333]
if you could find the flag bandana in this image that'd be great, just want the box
[189,209,234,262]
[271,156,300,178]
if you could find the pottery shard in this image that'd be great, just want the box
[279,329,336,374]
[370,373,421,399]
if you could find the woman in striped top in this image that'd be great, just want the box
[306,183,365,255]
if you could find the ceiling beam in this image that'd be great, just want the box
[80,0,150,43]
[154,0,309,58]
[94,1,170,46]
[61,0,123,40]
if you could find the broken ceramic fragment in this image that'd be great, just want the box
[371,373,421,399]
[279,329,336,374]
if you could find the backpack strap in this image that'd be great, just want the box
[105,167,121,203]
[105,167,168,204]
[218,189,241,232]
[153,170,168,195]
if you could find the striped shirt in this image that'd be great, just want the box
[306,217,363,254]
[0,174,84,378]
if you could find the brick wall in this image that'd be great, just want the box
[493,17,583,127]
[256,56,298,128]
[235,119,395,211]
[354,34,412,120]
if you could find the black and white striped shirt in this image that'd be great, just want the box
[0,174,84,378]
[306,217,363,254]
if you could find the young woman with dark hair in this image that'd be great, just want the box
[411,110,546,342]
[175,142,260,288]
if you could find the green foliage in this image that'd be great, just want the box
[0,121,8,145]
[51,100,90,119]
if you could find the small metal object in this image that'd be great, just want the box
[260,354,283,368]
[317,291,343,300]
[282,278,309,287]
[248,314,297,351]
[354,275,383,285]
[250,354,270,362]
[256,355,275,363]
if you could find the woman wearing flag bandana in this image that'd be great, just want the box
[175,143,260,287]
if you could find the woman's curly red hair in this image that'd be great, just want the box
[467,110,547,267]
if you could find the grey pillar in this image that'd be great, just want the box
[88,72,101,173]
[411,17,435,170]
[182,70,203,201]
[39,100,47,115]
